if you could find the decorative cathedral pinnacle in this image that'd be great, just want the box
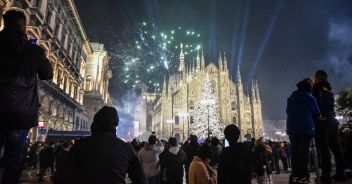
[201,50,205,70]
[192,58,195,73]
[179,43,185,72]
[167,77,172,95]
[196,50,200,71]
[218,52,223,71]
[251,80,256,102]
[255,80,261,103]
[223,52,228,71]
[237,66,242,85]
[162,75,167,95]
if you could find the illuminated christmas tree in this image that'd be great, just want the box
[191,73,223,139]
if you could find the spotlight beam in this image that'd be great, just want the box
[236,0,251,69]
[208,0,218,62]
[248,0,286,82]
[230,2,242,76]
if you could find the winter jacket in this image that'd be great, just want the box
[62,132,146,184]
[52,149,69,184]
[253,145,273,176]
[138,140,164,177]
[0,29,53,130]
[159,146,187,184]
[39,146,54,167]
[210,144,222,168]
[286,90,320,136]
[188,156,217,184]
[218,142,252,184]
[312,81,336,118]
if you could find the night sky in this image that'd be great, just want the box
[75,0,352,120]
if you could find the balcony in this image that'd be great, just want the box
[39,80,81,109]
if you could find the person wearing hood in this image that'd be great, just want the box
[138,134,164,184]
[0,9,53,184]
[286,78,320,184]
[313,70,346,183]
[159,137,187,184]
[61,106,147,184]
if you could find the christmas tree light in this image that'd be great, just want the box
[191,73,224,139]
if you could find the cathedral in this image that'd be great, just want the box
[143,45,264,141]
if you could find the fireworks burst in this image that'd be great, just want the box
[109,22,202,93]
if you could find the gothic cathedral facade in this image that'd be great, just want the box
[144,45,264,141]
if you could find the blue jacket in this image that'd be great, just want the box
[286,90,320,136]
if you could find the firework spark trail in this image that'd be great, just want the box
[107,21,202,94]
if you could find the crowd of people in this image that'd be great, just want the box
[2,124,351,184]
[1,8,352,184]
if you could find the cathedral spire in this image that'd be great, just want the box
[237,66,242,85]
[201,50,205,70]
[196,50,200,71]
[223,52,228,71]
[162,75,167,95]
[167,77,172,95]
[251,80,256,103]
[255,80,261,103]
[179,43,185,72]
[192,58,195,73]
[218,52,223,71]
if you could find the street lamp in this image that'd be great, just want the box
[200,99,215,139]
[177,112,188,140]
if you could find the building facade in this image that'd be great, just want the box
[1,0,112,141]
[144,46,264,141]
[83,42,112,124]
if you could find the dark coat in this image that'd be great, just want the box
[53,149,69,184]
[312,81,336,119]
[183,142,200,168]
[39,147,54,167]
[253,145,272,176]
[0,29,53,130]
[159,148,187,184]
[62,133,146,184]
[286,90,320,136]
[210,144,222,167]
[218,142,253,184]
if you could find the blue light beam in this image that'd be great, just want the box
[236,0,251,68]
[248,0,285,81]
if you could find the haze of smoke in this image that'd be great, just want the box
[324,20,352,83]
[113,90,147,140]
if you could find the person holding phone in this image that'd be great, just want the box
[218,124,253,184]
[0,9,53,184]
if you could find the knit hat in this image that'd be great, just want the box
[90,106,119,134]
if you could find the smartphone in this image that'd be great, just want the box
[224,139,229,147]
[28,39,37,45]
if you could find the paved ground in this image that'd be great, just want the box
[18,169,352,184]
